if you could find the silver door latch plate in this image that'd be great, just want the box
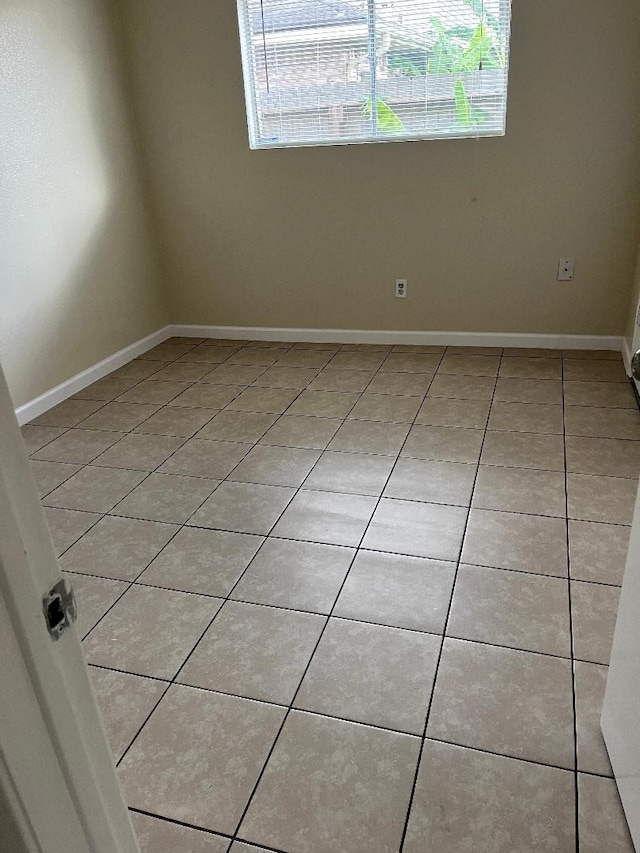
[43,578,77,641]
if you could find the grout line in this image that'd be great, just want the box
[562,356,582,853]
[398,346,503,852]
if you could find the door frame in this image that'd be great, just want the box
[0,365,139,853]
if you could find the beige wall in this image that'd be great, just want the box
[116,0,640,336]
[0,0,168,408]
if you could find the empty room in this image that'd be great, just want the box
[3,0,640,851]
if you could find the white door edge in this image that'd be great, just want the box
[0,363,139,853]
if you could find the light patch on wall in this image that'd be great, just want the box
[0,6,109,336]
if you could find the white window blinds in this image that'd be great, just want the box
[237,0,512,149]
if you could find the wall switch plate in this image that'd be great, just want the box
[558,258,574,281]
[395,279,407,298]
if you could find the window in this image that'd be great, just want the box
[237,0,512,149]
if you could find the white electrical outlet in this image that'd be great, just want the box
[395,279,407,298]
[558,258,574,281]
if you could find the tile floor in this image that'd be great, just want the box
[23,338,640,852]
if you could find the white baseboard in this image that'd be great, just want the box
[15,326,172,425]
[16,323,625,424]
[622,336,633,377]
[170,324,623,351]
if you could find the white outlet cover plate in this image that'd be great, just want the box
[395,279,407,298]
[558,258,574,281]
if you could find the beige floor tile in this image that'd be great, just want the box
[563,349,621,361]
[328,351,387,371]
[196,410,277,442]
[30,460,83,497]
[381,352,441,373]
[392,344,445,353]
[120,685,285,835]
[427,639,574,768]
[229,843,262,852]
[362,498,467,560]
[565,406,640,440]
[302,450,395,496]
[89,667,167,761]
[43,466,147,513]
[113,473,218,523]
[404,740,575,853]
[366,371,432,396]
[333,549,455,633]
[259,415,342,449]
[116,379,192,405]
[307,368,376,393]
[228,444,321,488]
[74,375,140,402]
[83,585,221,678]
[415,397,490,429]
[65,572,127,637]
[446,345,503,356]
[238,711,419,853]
[494,377,563,404]
[21,424,67,455]
[60,516,178,581]
[348,393,421,424]
[563,359,628,382]
[437,354,500,376]
[567,473,638,524]
[139,527,263,597]
[149,362,212,382]
[189,481,295,534]
[462,508,568,576]
[245,340,292,349]
[569,520,630,585]
[199,338,247,347]
[227,348,289,367]
[488,401,564,434]
[284,389,360,417]
[44,507,101,556]
[473,466,566,516]
[275,349,334,368]
[574,660,613,776]
[167,383,242,409]
[177,343,239,363]
[111,360,164,380]
[271,489,377,546]
[92,433,185,471]
[481,430,565,471]
[200,364,266,385]
[143,342,195,361]
[295,341,341,350]
[499,358,562,380]
[384,458,476,505]
[134,406,218,437]
[231,538,354,613]
[503,347,561,358]
[226,387,300,413]
[131,813,229,853]
[401,424,484,463]
[252,366,320,389]
[447,565,571,657]
[32,428,126,464]
[31,398,106,428]
[427,374,496,400]
[77,402,159,432]
[578,774,634,853]
[328,420,410,455]
[158,438,251,479]
[571,580,620,665]
[565,435,640,478]
[179,600,325,704]
[563,380,637,408]
[295,618,439,734]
